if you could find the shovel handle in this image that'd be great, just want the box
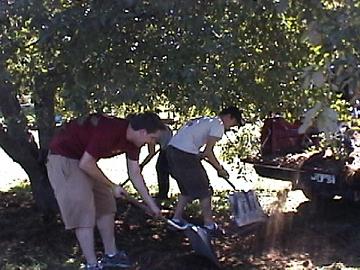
[123,195,188,231]
[120,149,161,187]
[223,177,237,190]
[202,158,237,190]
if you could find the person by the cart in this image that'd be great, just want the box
[166,106,245,236]
[46,112,165,270]
[139,124,173,200]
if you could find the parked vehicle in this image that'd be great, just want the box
[246,116,360,203]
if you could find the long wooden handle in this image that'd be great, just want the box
[201,157,237,190]
[250,162,333,174]
[120,148,161,187]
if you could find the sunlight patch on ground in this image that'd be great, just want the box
[0,143,299,207]
[1,141,307,237]
[0,131,297,202]
[256,249,313,269]
[253,175,308,214]
[0,148,29,191]
[260,189,308,214]
[284,190,309,212]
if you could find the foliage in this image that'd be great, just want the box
[298,0,360,105]
[220,122,262,166]
[3,0,360,128]
[1,0,322,121]
[2,0,360,119]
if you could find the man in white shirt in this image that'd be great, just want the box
[166,106,245,235]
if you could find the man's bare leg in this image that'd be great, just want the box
[200,196,214,226]
[97,213,117,255]
[173,194,191,220]
[75,227,97,265]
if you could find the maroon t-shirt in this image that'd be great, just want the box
[49,114,140,161]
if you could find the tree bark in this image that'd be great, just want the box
[0,79,58,218]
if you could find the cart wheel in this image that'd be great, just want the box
[300,183,335,213]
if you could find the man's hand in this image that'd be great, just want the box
[217,167,230,180]
[113,185,129,199]
[147,200,161,217]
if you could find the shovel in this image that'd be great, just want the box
[183,225,220,268]
[203,158,267,229]
[222,176,267,229]
[120,149,161,187]
[123,195,221,268]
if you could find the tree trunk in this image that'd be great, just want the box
[34,75,56,149]
[0,79,58,219]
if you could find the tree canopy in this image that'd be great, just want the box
[3,0,349,121]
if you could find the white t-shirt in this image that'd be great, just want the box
[169,116,224,154]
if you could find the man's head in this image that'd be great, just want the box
[219,106,245,131]
[128,112,166,147]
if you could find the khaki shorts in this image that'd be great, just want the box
[46,154,116,230]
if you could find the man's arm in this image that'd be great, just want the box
[202,136,222,171]
[127,158,161,216]
[201,136,229,179]
[79,151,128,197]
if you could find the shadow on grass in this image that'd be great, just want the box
[2,185,360,269]
[0,183,78,270]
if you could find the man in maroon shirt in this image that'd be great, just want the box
[46,112,166,270]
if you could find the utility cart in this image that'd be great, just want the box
[244,116,360,203]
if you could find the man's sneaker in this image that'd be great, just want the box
[99,251,132,268]
[81,263,103,270]
[203,223,225,237]
[168,218,191,231]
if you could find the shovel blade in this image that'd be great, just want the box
[184,226,220,267]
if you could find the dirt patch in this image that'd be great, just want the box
[1,187,360,269]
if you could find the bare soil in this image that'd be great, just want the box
[1,186,360,270]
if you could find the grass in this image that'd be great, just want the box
[2,180,360,269]
[0,180,266,270]
[0,181,227,270]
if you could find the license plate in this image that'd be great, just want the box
[310,173,336,184]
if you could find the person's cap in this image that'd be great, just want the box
[220,106,246,127]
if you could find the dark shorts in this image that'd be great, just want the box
[167,145,211,199]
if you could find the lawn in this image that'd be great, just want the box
[1,179,360,270]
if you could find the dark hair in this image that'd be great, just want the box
[129,112,166,133]
[219,106,245,127]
